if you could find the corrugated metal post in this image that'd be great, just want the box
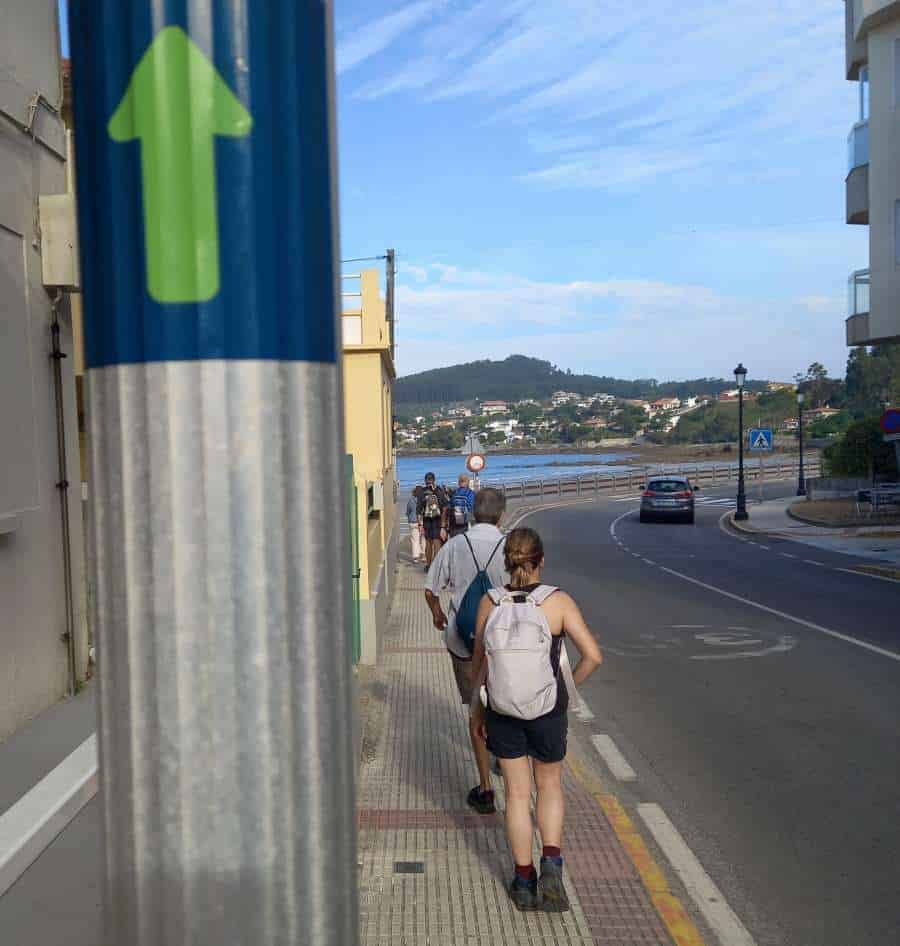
[69,5,357,946]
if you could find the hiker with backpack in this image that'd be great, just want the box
[448,473,476,538]
[424,487,509,815]
[471,527,602,913]
[417,472,449,570]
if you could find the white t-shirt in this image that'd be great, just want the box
[425,523,510,659]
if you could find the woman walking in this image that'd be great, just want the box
[472,527,602,912]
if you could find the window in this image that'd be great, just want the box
[895,42,900,107]
[860,65,869,120]
[895,201,900,266]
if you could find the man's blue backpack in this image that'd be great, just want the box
[454,536,505,652]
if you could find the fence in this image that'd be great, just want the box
[488,456,822,504]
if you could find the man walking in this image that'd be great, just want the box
[424,488,508,814]
[447,473,476,538]
[417,472,448,570]
[406,486,424,562]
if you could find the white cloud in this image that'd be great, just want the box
[394,262,851,380]
[336,1,443,75]
[341,0,855,190]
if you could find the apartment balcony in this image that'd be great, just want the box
[846,268,871,346]
[846,121,869,224]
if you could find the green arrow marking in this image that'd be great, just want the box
[109,26,252,304]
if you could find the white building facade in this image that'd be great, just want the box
[0,0,88,740]
[845,0,900,345]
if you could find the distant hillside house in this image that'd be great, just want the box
[482,400,508,415]
[551,391,579,406]
[718,390,740,401]
[585,417,608,429]
[767,382,794,392]
[651,397,680,411]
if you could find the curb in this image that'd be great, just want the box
[723,511,792,540]
[0,735,98,898]
[786,504,900,534]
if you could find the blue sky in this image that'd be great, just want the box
[60,2,866,382]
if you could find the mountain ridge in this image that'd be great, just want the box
[396,355,769,408]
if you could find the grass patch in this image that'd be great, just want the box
[789,498,900,528]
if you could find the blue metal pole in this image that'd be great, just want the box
[69,3,357,944]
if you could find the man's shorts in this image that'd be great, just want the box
[450,654,475,707]
[422,518,443,541]
[485,707,567,764]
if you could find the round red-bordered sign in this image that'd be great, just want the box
[466,453,486,473]
[880,409,900,434]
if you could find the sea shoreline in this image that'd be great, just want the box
[398,440,804,465]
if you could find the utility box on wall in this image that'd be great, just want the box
[39,192,80,290]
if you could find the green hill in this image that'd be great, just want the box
[396,355,767,408]
[669,390,798,444]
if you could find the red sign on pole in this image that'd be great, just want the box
[879,409,900,434]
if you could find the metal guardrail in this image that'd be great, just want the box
[484,458,822,503]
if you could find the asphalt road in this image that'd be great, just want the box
[529,484,900,946]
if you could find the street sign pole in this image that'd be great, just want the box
[70,5,357,946]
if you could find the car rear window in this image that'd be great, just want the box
[648,480,689,492]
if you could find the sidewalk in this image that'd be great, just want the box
[356,557,701,946]
[728,498,900,567]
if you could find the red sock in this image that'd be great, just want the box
[515,864,537,882]
[543,846,562,860]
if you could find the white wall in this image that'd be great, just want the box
[867,19,900,341]
[0,0,87,741]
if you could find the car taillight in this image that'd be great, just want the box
[675,491,693,499]
[643,489,656,497]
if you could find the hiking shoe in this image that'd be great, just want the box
[508,875,541,912]
[466,786,496,815]
[538,858,570,912]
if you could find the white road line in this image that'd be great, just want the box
[835,567,900,586]
[591,735,637,781]
[803,559,825,567]
[780,553,797,559]
[655,565,900,663]
[643,559,657,566]
[757,545,770,551]
[638,804,757,946]
[0,735,98,898]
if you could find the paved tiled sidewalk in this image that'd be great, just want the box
[356,560,674,946]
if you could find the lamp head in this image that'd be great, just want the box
[734,363,748,390]
[797,391,806,406]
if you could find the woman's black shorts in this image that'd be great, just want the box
[485,707,567,763]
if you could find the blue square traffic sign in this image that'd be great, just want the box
[748,428,773,451]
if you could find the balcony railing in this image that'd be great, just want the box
[848,120,869,174]
[848,268,870,316]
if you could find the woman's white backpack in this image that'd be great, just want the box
[482,585,562,720]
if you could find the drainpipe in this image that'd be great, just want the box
[49,290,78,696]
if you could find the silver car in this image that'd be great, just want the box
[639,476,697,524]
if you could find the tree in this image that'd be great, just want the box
[824,416,898,480]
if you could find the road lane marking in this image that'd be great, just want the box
[638,803,757,946]
[835,567,900,585]
[591,735,637,781]
[803,559,825,567]
[780,553,797,559]
[655,565,900,663]
[564,755,707,946]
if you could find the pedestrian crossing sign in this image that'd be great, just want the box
[748,428,773,451]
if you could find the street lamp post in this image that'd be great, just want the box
[797,391,807,497]
[735,363,749,521]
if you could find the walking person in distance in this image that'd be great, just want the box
[406,486,424,563]
[471,527,602,912]
[417,472,448,571]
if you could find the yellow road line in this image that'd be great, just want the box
[567,752,706,946]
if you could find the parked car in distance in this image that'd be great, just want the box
[639,476,697,524]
